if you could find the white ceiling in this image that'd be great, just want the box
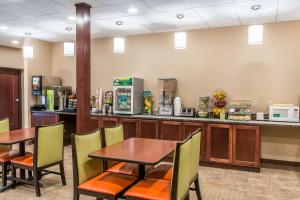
[0,0,299,47]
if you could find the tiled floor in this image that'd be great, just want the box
[0,145,300,200]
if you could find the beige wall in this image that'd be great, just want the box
[40,21,300,162]
[0,45,23,69]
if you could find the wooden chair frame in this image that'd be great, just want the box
[11,122,66,197]
[0,117,11,187]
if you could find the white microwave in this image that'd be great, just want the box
[269,105,299,122]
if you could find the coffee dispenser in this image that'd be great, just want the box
[157,78,177,116]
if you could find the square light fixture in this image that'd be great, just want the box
[113,37,125,54]
[248,25,263,45]
[174,32,187,49]
[64,42,75,56]
[23,45,34,59]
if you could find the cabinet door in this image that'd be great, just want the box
[159,121,183,141]
[232,125,260,167]
[183,122,206,162]
[139,119,158,139]
[31,113,44,127]
[101,117,119,128]
[43,113,59,125]
[120,118,139,139]
[206,124,232,164]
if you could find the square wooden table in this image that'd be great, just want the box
[89,137,177,179]
[0,128,35,192]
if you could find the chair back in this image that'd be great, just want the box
[171,135,192,200]
[0,118,11,151]
[72,129,103,185]
[190,129,201,182]
[34,122,64,168]
[104,124,124,146]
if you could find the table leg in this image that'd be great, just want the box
[19,142,26,179]
[138,164,145,179]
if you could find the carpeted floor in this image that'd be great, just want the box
[0,144,300,200]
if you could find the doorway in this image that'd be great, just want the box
[0,68,22,130]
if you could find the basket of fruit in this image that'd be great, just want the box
[212,89,227,118]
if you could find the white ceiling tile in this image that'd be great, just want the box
[127,12,172,25]
[277,0,300,22]
[0,3,42,18]
[108,1,153,16]
[144,0,191,12]
[189,0,233,8]
[97,0,137,6]
[194,3,240,28]
[52,0,103,9]
[20,0,66,14]
[235,0,277,25]
[143,23,178,32]
[91,5,123,20]
[159,9,207,28]
[0,12,18,22]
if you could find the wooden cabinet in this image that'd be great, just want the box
[232,125,260,168]
[101,117,119,128]
[159,121,183,141]
[183,122,206,161]
[31,112,44,126]
[139,119,158,139]
[206,124,232,164]
[31,112,59,127]
[120,118,139,139]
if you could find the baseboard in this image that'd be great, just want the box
[199,161,260,173]
[261,159,300,167]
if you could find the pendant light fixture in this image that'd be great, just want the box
[248,5,263,45]
[113,21,125,54]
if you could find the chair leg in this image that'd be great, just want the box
[33,169,41,197]
[60,161,66,185]
[96,198,103,200]
[184,193,190,200]
[11,164,16,189]
[73,188,79,200]
[194,177,202,200]
[1,163,7,187]
[28,170,33,178]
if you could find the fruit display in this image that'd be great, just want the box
[142,91,153,114]
[212,89,227,118]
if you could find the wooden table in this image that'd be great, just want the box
[89,137,177,179]
[0,128,35,192]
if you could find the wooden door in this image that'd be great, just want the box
[159,121,183,141]
[206,124,232,164]
[139,119,158,139]
[120,118,139,139]
[43,113,59,125]
[101,117,119,128]
[232,125,260,167]
[0,68,21,130]
[183,122,206,162]
[31,112,44,127]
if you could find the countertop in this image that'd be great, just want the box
[31,110,300,127]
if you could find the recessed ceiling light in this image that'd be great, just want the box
[127,7,138,14]
[0,26,8,30]
[11,40,19,45]
[68,16,76,21]
[65,26,72,31]
[251,4,261,11]
[25,32,31,36]
[176,14,185,20]
[116,21,123,26]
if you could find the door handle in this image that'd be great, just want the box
[15,98,20,102]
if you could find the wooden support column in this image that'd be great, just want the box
[75,3,97,133]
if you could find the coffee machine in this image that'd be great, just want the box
[31,76,61,111]
[157,78,177,116]
[54,86,72,111]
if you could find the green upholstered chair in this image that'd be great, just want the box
[103,124,140,177]
[125,135,192,200]
[72,129,137,200]
[146,129,203,199]
[0,118,11,151]
[11,122,66,197]
[0,117,20,187]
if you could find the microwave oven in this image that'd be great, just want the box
[269,105,299,122]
